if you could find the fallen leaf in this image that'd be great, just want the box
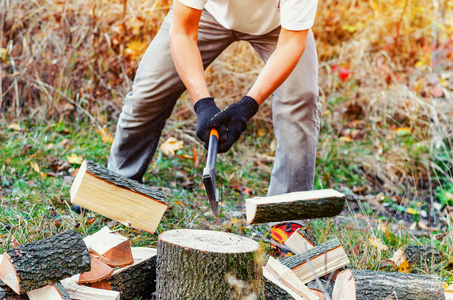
[8,123,21,131]
[30,161,40,173]
[378,223,391,239]
[339,136,353,142]
[369,236,389,251]
[395,127,411,136]
[96,128,114,144]
[66,153,84,164]
[388,248,406,266]
[406,207,419,215]
[0,47,6,62]
[160,137,184,156]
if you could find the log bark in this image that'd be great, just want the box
[0,230,90,294]
[404,245,441,265]
[332,269,445,300]
[71,160,168,233]
[280,238,350,284]
[264,276,297,300]
[246,189,345,224]
[156,229,264,300]
[90,247,157,300]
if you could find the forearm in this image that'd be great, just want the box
[169,2,209,103]
[248,29,308,105]
[170,34,210,102]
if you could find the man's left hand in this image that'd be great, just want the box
[208,96,259,153]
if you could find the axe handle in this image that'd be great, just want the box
[206,129,218,172]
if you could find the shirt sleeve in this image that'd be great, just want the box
[177,0,208,10]
[280,0,318,31]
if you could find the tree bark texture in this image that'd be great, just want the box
[264,278,295,300]
[247,190,345,224]
[404,245,441,265]
[54,282,71,300]
[106,255,156,300]
[280,239,340,270]
[3,230,90,294]
[84,160,166,203]
[346,269,445,300]
[156,229,264,300]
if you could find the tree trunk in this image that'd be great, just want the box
[246,189,345,224]
[156,229,264,300]
[332,269,445,300]
[0,230,90,294]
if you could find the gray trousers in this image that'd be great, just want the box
[108,8,321,196]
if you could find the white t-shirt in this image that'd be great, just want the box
[177,0,318,35]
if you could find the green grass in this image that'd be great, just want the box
[1,117,451,286]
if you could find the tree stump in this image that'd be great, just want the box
[156,229,264,300]
[332,269,446,300]
[0,230,90,294]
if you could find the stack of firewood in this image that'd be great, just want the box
[0,227,156,300]
[264,228,447,300]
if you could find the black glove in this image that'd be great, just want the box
[208,96,259,153]
[194,97,227,149]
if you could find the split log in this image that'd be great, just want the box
[404,245,441,265]
[264,270,299,300]
[90,247,157,300]
[280,238,350,284]
[0,230,90,294]
[156,229,264,300]
[332,269,445,300]
[0,279,27,300]
[306,279,334,298]
[71,160,168,233]
[285,229,316,254]
[60,278,120,300]
[76,255,114,284]
[83,226,134,267]
[26,283,70,300]
[246,189,345,224]
[264,257,319,300]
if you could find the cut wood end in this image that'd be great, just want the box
[27,284,65,300]
[78,255,114,284]
[70,159,87,202]
[0,253,20,294]
[245,198,257,224]
[332,269,356,300]
[159,229,260,254]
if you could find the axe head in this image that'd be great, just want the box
[203,129,220,218]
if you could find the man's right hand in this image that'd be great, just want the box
[194,97,227,149]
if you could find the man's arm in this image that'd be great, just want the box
[248,28,309,105]
[170,1,210,103]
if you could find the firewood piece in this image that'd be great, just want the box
[83,226,134,267]
[264,270,299,300]
[60,278,120,300]
[264,257,319,300]
[77,255,114,283]
[71,160,168,233]
[0,230,90,294]
[246,189,345,224]
[404,245,441,265]
[285,229,316,254]
[306,279,334,298]
[156,229,264,300]
[280,238,350,284]
[26,283,70,300]
[332,269,445,300]
[90,247,157,300]
[0,279,27,299]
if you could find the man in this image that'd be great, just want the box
[108,0,321,246]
